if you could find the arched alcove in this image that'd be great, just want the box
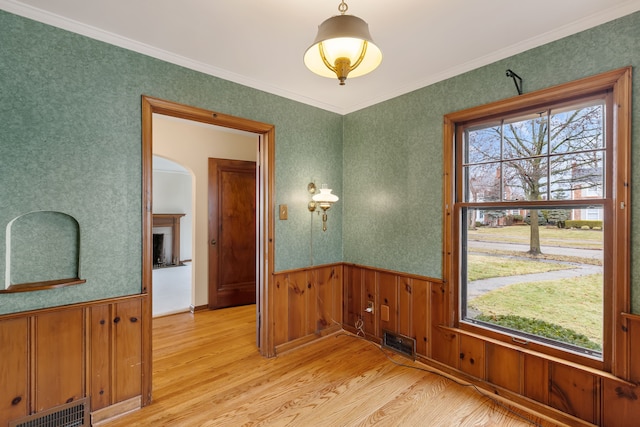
[3,211,85,292]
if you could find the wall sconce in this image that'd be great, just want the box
[308,182,339,232]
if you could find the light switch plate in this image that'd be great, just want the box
[279,204,288,220]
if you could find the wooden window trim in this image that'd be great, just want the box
[442,67,632,375]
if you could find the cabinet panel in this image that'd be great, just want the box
[113,300,142,403]
[0,296,145,426]
[459,334,484,379]
[363,269,377,336]
[629,317,640,383]
[430,283,458,365]
[602,378,640,427]
[90,304,112,411]
[486,343,520,393]
[305,270,318,335]
[378,272,397,335]
[398,277,411,337]
[273,273,288,346]
[412,279,429,357]
[34,308,84,411]
[549,362,598,424]
[330,266,343,326]
[344,266,363,328]
[0,318,28,425]
[523,353,548,403]
[312,266,341,332]
[285,271,307,341]
[274,266,343,348]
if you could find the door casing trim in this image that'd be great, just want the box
[141,95,275,405]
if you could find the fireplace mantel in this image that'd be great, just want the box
[152,214,185,268]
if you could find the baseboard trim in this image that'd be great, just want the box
[275,324,343,355]
[91,396,141,426]
[189,304,208,313]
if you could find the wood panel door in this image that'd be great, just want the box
[208,158,256,309]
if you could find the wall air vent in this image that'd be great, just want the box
[382,330,416,359]
[9,398,89,427]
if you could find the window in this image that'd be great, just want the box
[443,68,631,370]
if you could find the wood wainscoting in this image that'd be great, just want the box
[2,263,638,426]
[273,264,343,353]
[340,263,640,427]
[0,294,145,427]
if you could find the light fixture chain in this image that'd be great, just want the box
[338,0,348,14]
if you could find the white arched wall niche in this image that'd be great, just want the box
[152,114,258,308]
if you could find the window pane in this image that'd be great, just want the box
[463,102,605,204]
[503,158,548,201]
[550,103,604,154]
[503,114,548,160]
[465,124,501,164]
[463,207,603,357]
[549,153,578,199]
[464,163,500,202]
[550,152,604,199]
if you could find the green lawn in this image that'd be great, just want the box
[469,274,602,346]
[465,225,603,350]
[468,225,603,249]
[468,254,573,282]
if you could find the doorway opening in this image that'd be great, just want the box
[141,96,275,406]
[151,156,192,317]
[152,116,259,315]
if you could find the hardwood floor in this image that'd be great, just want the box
[101,305,562,427]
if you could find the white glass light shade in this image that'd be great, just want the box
[304,14,382,81]
[312,187,339,209]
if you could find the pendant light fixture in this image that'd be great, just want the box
[304,0,382,85]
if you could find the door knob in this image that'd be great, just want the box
[211,238,217,246]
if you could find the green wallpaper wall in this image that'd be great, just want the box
[342,11,640,313]
[0,10,343,315]
[2,9,639,315]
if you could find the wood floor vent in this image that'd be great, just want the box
[9,398,90,427]
[382,330,416,359]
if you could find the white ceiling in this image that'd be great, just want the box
[3,0,640,114]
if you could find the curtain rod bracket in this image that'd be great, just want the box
[506,69,523,95]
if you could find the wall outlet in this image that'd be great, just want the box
[365,300,374,314]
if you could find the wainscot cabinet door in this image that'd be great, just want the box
[34,308,84,412]
[0,318,28,425]
[113,299,143,402]
[90,304,112,411]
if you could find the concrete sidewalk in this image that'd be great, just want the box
[467,260,601,299]
[467,240,602,260]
